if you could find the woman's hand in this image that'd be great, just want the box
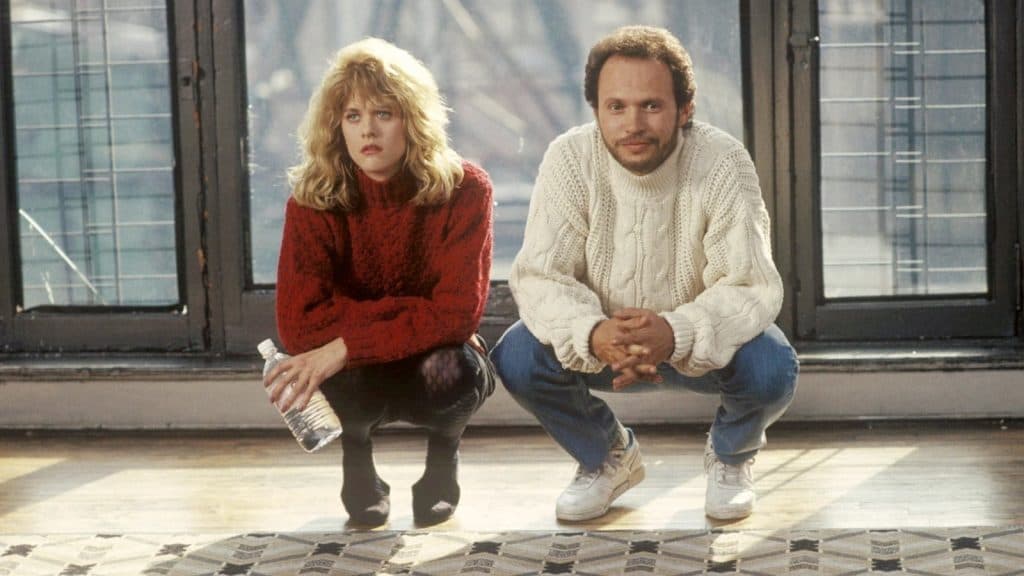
[264,337,348,413]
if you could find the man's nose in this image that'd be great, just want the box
[624,107,646,132]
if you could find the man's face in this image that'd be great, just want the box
[594,55,691,175]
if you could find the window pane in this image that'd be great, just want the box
[817,0,987,298]
[10,0,179,308]
[243,0,743,284]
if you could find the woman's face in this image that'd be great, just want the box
[341,94,407,182]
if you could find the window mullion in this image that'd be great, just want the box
[0,1,19,348]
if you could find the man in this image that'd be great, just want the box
[490,25,798,522]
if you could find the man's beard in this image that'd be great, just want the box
[603,127,679,175]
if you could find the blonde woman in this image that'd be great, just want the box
[265,38,496,527]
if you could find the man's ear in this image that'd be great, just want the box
[678,101,695,127]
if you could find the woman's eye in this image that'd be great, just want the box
[345,113,360,122]
[376,110,392,119]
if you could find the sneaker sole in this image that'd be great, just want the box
[556,464,646,522]
[705,501,755,520]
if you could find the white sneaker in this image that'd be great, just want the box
[555,424,645,521]
[704,436,756,520]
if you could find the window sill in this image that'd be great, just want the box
[795,341,1024,372]
[0,354,261,381]
[0,342,1021,381]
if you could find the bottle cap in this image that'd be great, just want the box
[257,339,277,359]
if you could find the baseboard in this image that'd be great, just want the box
[0,368,1021,429]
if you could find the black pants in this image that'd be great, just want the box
[320,341,496,446]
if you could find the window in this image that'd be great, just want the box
[1,0,1018,355]
[787,0,1018,340]
[239,0,744,284]
[212,0,745,352]
[11,1,178,308]
[1,0,206,351]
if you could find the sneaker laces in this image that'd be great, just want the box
[608,444,627,465]
[710,457,754,487]
[569,463,603,487]
[571,438,628,487]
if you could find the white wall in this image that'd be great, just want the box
[1,369,1021,429]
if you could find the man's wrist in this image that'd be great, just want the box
[661,316,675,357]
[588,319,604,357]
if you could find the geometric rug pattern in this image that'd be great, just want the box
[3,527,1023,575]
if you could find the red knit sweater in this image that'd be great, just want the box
[275,161,493,367]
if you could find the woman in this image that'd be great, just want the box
[265,38,496,527]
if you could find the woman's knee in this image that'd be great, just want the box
[420,346,468,396]
[321,372,387,434]
[410,353,490,433]
[419,344,494,406]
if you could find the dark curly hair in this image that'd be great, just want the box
[584,25,697,113]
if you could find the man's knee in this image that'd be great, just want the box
[761,346,798,409]
[731,327,799,408]
[490,321,541,396]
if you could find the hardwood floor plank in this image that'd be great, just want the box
[1,421,1022,533]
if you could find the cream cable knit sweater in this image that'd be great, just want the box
[510,120,783,376]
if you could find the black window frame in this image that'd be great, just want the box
[0,0,208,352]
[0,0,1019,356]
[785,0,1020,342]
[208,0,766,355]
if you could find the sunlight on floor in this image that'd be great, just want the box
[3,426,1020,534]
[0,458,64,484]
[753,446,919,529]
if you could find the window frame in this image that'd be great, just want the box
[207,0,273,355]
[0,0,209,352]
[1,0,1019,356]
[207,0,764,354]
[208,0,522,348]
[787,0,1020,341]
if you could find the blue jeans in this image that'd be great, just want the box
[491,321,798,470]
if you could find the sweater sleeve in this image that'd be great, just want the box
[509,139,607,373]
[660,146,783,376]
[275,196,348,355]
[275,164,493,365]
[338,164,494,366]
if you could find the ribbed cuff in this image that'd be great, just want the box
[571,314,607,372]
[661,312,695,364]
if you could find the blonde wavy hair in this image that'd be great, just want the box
[288,38,464,211]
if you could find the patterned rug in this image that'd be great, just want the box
[2,527,1022,575]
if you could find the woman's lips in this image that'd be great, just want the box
[361,145,381,155]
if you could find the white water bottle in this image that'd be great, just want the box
[258,339,343,453]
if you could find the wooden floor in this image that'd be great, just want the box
[2,420,1022,534]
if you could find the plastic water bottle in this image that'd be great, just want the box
[258,339,343,453]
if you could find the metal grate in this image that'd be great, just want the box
[817,0,987,298]
[10,0,177,308]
